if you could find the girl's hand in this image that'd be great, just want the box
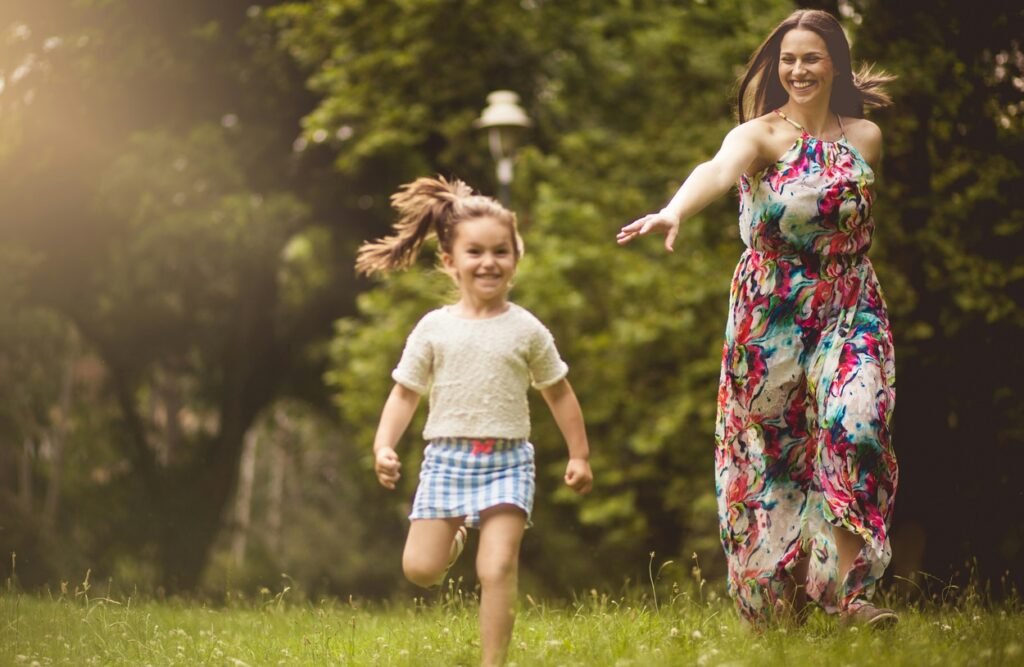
[616,209,680,251]
[564,457,593,495]
[375,447,402,490]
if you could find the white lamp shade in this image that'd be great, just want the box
[474,90,531,129]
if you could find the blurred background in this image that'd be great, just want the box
[1,0,1021,601]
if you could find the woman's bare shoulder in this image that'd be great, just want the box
[733,112,786,139]
[729,113,798,173]
[842,117,883,165]
[722,114,788,157]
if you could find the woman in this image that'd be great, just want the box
[617,9,898,628]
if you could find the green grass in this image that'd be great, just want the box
[2,582,1022,666]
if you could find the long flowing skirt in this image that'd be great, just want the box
[715,250,898,625]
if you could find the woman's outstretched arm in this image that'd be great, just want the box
[616,122,764,251]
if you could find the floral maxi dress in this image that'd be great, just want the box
[714,111,898,625]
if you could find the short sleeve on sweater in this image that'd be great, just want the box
[529,326,569,390]
[391,317,433,395]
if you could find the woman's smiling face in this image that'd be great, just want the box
[778,28,835,106]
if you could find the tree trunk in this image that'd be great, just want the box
[153,366,184,467]
[231,429,259,567]
[17,437,33,512]
[155,409,262,592]
[42,337,77,531]
[265,438,286,557]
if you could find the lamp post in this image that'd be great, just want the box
[475,90,531,206]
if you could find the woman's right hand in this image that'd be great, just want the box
[616,124,761,252]
[374,447,402,490]
[616,209,680,251]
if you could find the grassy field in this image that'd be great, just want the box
[2,578,1022,666]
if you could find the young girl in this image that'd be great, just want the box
[356,176,593,666]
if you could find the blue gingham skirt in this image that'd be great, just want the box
[410,437,535,528]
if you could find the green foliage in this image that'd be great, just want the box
[93,124,310,367]
[270,0,544,179]
[849,0,1024,583]
[198,401,396,598]
[0,0,357,591]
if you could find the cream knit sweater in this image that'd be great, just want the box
[392,303,568,440]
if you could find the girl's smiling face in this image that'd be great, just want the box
[442,216,518,306]
[778,28,835,107]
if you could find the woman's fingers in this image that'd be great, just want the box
[665,225,678,252]
[616,215,654,244]
[618,213,678,250]
[616,230,637,245]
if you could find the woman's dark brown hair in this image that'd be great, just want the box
[736,9,894,123]
[355,176,523,277]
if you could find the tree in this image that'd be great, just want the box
[0,248,86,585]
[0,0,356,590]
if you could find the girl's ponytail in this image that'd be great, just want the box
[355,176,473,276]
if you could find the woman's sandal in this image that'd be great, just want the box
[840,602,899,629]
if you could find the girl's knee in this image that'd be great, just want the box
[477,554,518,589]
[403,553,443,588]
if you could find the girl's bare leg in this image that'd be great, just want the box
[402,517,465,588]
[476,506,526,667]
